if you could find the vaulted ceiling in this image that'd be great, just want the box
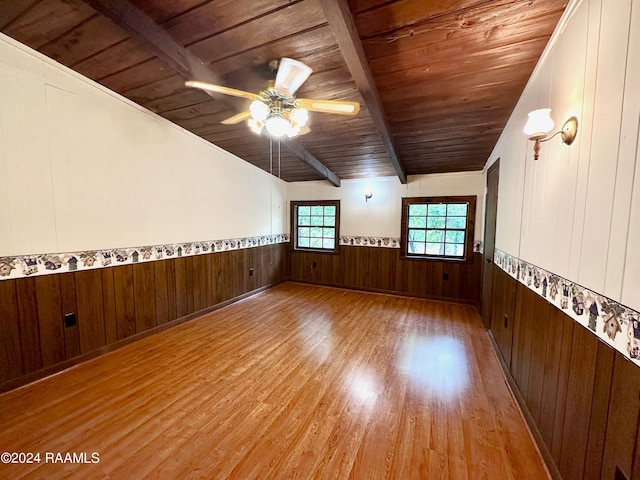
[0,0,568,184]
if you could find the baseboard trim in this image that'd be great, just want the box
[487,330,562,480]
[0,282,281,394]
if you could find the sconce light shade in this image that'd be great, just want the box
[524,108,555,138]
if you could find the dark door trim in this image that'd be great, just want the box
[481,158,500,328]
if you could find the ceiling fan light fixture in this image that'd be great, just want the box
[274,58,313,96]
[247,118,264,135]
[289,108,309,126]
[249,100,270,121]
[186,57,359,140]
[287,122,301,138]
[265,115,290,138]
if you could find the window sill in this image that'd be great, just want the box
[293,247,340,255]
[401,254,473,263]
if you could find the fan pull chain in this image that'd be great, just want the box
[278,138,281,178]
[269,136,273,175]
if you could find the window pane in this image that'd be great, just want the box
[298,227,310,237]
[427,217,446,229]
[324,215,335,226]
[310,216,324,226]
[409,204,427,216]
[323,238,335,249]
[446,217,466,229]
[409,216,426,228]
[310,237,322,248]
[323,227,335,238]
[425,243,444,255]
[299,216,311,226]
[298,206,311,216]
[311,206,324,215]
[445,230,465,244]
[447,203,467,216]
[426,230,444,242]
[298,237,310,248]
[310,227,322,238]
[445,244,465,257]
[408,242,425,254]
[324,206,336,216]
[409,229,426,241]
[428,204,446,216]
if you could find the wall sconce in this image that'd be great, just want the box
[524,108,578,160]
[364,189,373,202]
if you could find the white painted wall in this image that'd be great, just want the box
[0,34,287,256]
[485,0,640,311]
[287,172,485,240]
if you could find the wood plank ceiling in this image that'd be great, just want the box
[0,0,568,184]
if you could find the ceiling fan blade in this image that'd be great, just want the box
[274,58,313,96]
[185,80,260,100]
[297,98,360,116]
[221,111,252,125]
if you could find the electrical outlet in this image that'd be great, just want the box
[249,268,254,276]
[312,262,317,269]
[64,312,76,328]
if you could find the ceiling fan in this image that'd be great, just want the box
[185,58,360,139]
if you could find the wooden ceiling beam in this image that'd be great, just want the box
[282,140,341,187]
[319,0,407,184]
[79,0,341,186]
[81,0,217,84]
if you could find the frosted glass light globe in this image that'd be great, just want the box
[250,100,270,121]
[247,118,264,134]
[287,123,301,138]
[265,115,289,137]
[289,108,309,126]
[524,109,554,137]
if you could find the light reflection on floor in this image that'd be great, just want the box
[295,319,469,411]
[345,366,380,410]
[397,333,469,401]
[296,316,333,364]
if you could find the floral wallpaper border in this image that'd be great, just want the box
[0,234,289,281]
[340,236,401,248]
[338,236,484,252]
[494,249,640,367]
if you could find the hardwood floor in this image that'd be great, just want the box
[0,282,549,479]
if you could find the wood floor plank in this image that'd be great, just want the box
[0,283,549,479]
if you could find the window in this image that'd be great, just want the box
[401,196,476,261]
[291,200,340,253]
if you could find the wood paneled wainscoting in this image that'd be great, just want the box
[489,266,640,480]
[290,246,482,306]
[0,283,548,479]
[0,243,287,393]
